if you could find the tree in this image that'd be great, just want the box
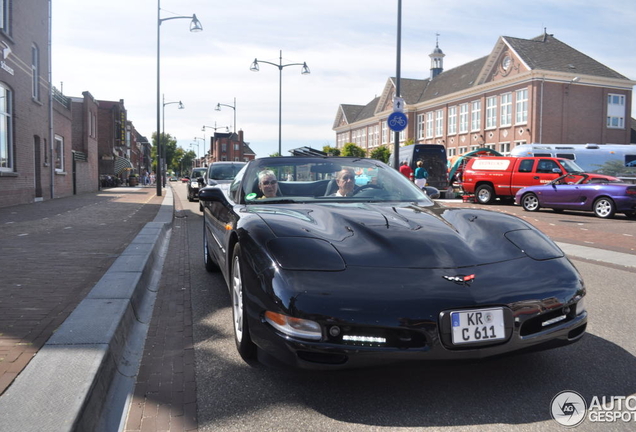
[323,145,341,156]
[151,131,178,173]
[370,145,391,163]
[269,151,281,157]
[341,142,366,158]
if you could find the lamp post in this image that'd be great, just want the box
[193,136,205,166]
[215,97,237,134]
[156,0,202,196]
[250,50,310,156]
[190,142,200,167]
[162,95,184,186]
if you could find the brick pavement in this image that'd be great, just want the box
[0,186,163,395]
[124,190,198,431]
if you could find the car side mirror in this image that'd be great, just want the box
[199,186,225,203]
[552,168,562,174]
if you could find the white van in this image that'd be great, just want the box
[510,143,636,181]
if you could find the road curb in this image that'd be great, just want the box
[0,187,174,432]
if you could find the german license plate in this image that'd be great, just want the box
[451,308,505,344]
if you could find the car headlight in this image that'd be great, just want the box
[504,229,563,260]
[264,311,322,340]
[190,181,199,188]
[267,237,345,270]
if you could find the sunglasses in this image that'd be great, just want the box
[340,176,354,181]
[261,180,277,185]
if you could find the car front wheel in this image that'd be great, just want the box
[593,197,615,218]
[521,193,541,212]
[231,243,257,360]
[475,185,495,204]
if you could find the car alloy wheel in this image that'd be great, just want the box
[475,185,495,204]
[593,197,615,218]
[522,193,540,212]
[231,244,257,360]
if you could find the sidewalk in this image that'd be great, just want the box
[0,185,171,431]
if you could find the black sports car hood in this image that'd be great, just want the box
[248,203,560,269]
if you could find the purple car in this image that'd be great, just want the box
[515,173,636,219]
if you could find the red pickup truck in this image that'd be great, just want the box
[462,156,618,204]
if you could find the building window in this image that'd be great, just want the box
[448,106,457,135]
[515,89,528,124]
[447,147,456,157]
[417,114,425,139]
[373,125,379,147]
[382,121,388,144]
[0,0,10,33]
[470,100,481,132]
[399,129,405,143]
[0,83,12,171]
[54,135,64,172]
[435,109,444,137]
[221,143,227,152]
[32,45,40,101]
[500,93,512,127]
[425,112,434,139]
[234,143,239,151]
[607,93,625,129]
[486,96,497,129]
[458,146,467,155]
[500,142,511,155]
[459,104,469,134]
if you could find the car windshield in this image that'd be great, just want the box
[209,163,245,180]
[559,159,585,173]
[191,169,206,178]
[237,157,433,205]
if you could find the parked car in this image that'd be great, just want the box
[199,156,587,369]
[181,177,190,183]
[462,156,619,204]
[515,173,636,218]
[204,161,247,186]
[187,167,207,202]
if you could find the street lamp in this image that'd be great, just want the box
[215,97,237,134]
[250,50,310,156]
[162,94,184,186]
[190,142,200,167]
[193,136,205,166]
[156,0,202,196]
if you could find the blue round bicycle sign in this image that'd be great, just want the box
[388,112,408,132]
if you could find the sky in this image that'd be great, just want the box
[52,0,636,159]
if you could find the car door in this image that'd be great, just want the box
[539,183,584,209]
[510,159,538,194]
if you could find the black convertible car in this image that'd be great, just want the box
[200,157,587,369]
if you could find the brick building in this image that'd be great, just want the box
[334,32,636,158]
[0,0,52,207]
[208,130,255,163]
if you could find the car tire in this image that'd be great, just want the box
[203,218,220,272]
[475,184,495,204]
[521,193,540,212]
[593,197,615,218]
[231,243,257,360]
[187,191,193,202]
